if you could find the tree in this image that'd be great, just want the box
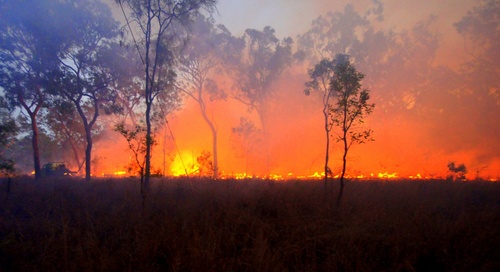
[330,55,374,206]
[54,1,126,181]
[304,58,337,199]
[231,117,262,177]
[0,0,64,179]
[297,3,440,116]
[115,0,217,195]
[0,96,17,177]
[447,161,467,180]
[177,14,235,179]
[114,122,148,182]
[231,26,294,175]
[44,102,86,173]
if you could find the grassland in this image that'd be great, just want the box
[1,177,499,271]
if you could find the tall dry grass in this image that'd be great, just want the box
[1,177,499,271]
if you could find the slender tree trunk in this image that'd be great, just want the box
[74,96,97,182]
[84,125,92,181]
[323,102,330,201]
[337,104,349,206]
[337,138,348,206]
[18,84,43,180]
[144,98,152,195]
[65,132,83,173]
[199,99,218,179]
[256,103,270,177]
[143,5,153,203]
[212,131,218,179]
[30,114,42,180]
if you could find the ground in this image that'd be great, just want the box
[1,177,499,271]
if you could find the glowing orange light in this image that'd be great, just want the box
[377,172,398,179]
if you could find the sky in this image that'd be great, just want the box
[212,0,476,68]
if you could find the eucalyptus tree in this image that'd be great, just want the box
[330,55,374,205]
[304,58,336,198]
[297,2,440,115]
[231,26,294,175]
[0,0,65,179]
[54,0,128,181]
[177,14,239,179]
[115,0,217,192]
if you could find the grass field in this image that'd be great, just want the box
[1,177,499,271]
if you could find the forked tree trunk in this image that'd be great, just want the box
[18,86,42,180]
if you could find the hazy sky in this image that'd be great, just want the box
[212,0,476,67]
[213,0,475,35]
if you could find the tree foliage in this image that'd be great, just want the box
[447,161,468,180]
[330,54,374,205]
[304,58,337,198]
[116,0,217,202]
[0,97,17,176]
[51,0,126,181]
[0,0,65,179]
[177,14,234,179]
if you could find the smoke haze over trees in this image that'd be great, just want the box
[0,0,498,179]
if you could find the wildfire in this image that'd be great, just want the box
[376,172,398,179]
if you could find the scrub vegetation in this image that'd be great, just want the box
[1,177,499,271]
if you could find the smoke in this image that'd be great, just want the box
[102,0,497,179]
[7,0,496,179]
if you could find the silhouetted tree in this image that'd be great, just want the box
[297,3,440,115]
[115,0,217,202]
[330,55,374,206]
[114,122,148,182]
[447,162,467,180]
[231,26,294,175]
[0,0,64,179]
[43,102,86,173]
[304,58,337,199]
[0,96,17,176]
[231,117,262,177]
[177,15,233,179]
[53,1,126,181]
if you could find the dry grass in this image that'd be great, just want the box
[1,177,499,271]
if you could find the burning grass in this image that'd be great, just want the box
[1,177,499,271]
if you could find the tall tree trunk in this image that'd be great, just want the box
[30,114,42,180]
[84,125,92,181]
[199,99,218,179]
[337,138,348,206]
[74,97,97,182]
[144,97,152,199]
[18,86,42,180]
[256,102,270,177]
[337,104,349,206]
[323,101,330,201]
[65,131,83,173]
